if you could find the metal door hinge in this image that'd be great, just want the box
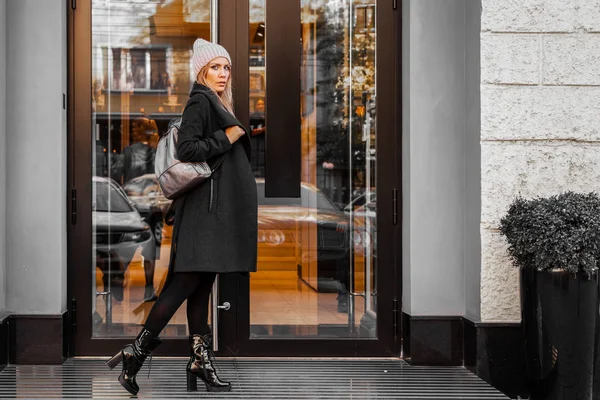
[393,0,397,10]
[392,189,398,225]
[71,0,76,10]
[392,299,399,337]
[71,298,77,334]
[71,188,77,224]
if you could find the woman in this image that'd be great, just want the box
[106,38,257,395]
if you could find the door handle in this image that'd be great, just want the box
[210,278,231,352]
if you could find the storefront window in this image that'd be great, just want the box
[91,0,212,338]
[248,0,378,338]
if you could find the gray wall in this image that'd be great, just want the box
[0,0,6,314]
[402,0,480,316]
[5,0,67,315]
[401,0,412,313]
[464,0,481,321]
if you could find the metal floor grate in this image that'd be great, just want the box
[0,358,509,399]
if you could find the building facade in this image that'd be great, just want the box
[0,0,596,397]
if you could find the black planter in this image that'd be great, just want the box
[521,269,600,400]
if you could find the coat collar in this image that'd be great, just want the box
[189,83,248,135]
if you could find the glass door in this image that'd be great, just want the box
[70,0,221,356]
[215,0,399,356]
[69,0,399,357]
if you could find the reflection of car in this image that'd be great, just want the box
[352,200,377,254]
[122,174,171,245]
[255,179,351,292]
[353,200,375,219]
[344,193,376,251]
[112,176,356,293]
[343,192,376,213]
[93,176,155,301]
[256,179,349,257]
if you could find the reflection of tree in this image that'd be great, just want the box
[315,1,376,172]
[92,0,164,47]
[315,4,348,167]
[183,0,210,23]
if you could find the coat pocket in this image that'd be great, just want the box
[209,178,218,214]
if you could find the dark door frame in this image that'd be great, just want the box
[67,0,402,358]
[67,0,189,356]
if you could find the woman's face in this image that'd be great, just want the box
[203,57,231,93]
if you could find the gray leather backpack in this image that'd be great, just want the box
[154,117,213,200]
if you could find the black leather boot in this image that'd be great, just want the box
[186,334,231,392]
[106,328,162,395]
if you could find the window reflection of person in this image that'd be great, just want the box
[250,98,265,135]
[121,115,159,302]
[249,98,265,177]
[122,116,157,183]
[154,71,172,93]
[92,79,108,177]
[131,55,146,89]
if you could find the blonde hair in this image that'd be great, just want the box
[196,64,234,115]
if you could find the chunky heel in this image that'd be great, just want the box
[106,352,123,370]
[187,334,231,392]
[187,371,198,391]
[109,329,162,395]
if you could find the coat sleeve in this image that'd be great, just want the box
[176,96,232,162]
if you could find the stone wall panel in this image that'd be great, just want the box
[481,142,600,226]
[543,35,600,85]
[482,34,539,84]
[482,86,600,141]
[481,0,577,33]
[481,229,521,322]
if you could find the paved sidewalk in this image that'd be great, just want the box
[0,358,509,399]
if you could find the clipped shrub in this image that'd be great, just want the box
[499,191,600,277]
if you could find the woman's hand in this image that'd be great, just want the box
[225,126,245,144]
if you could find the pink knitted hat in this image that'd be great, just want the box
[192,38,232,80]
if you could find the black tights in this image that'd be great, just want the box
[143,272,217,337]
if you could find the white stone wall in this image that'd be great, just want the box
[480,0,600,321]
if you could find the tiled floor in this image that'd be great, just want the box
[0,358,509,399]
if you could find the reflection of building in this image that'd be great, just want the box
[91,0,213,184]
[92,0,210,111]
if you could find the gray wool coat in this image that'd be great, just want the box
[166,83,257,280]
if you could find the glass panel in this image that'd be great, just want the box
[248,0,266,177]
[249,0,378,338]
[91,0,211,338]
